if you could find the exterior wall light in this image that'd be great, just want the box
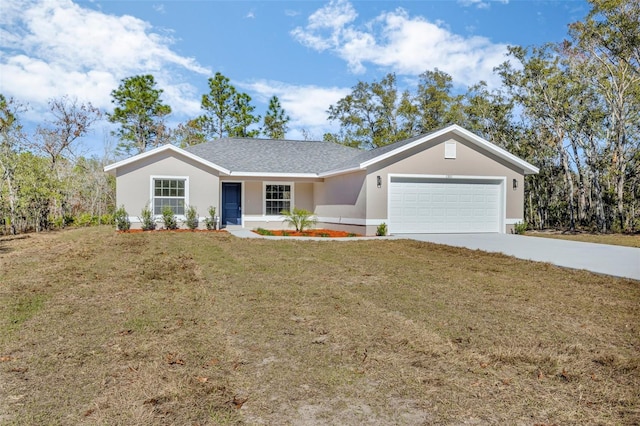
[513,178,518,190]
[377,175,382,188]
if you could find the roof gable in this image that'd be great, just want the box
[103,144,230,175]
[321,125,539,176]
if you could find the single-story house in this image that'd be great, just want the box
[104,124,539,235]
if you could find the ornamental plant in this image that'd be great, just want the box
[281,207,317,232]
[513,221,528,235]
[376,222,387,236]
[140,204,156,231]
[161,207,179,230]
[184,205,199,230]
[114,205,130,231]
[204,206,217,230]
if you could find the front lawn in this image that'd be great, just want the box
[526,231,640,248]
[1,227,638,424]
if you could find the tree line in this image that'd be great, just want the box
[1,0,637,234]
[1,94,113,234]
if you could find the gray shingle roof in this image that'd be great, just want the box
[183,138,364,174]
[329,133,427,171]
[106,125,539,177]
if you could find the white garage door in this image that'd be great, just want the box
[389,177,502,233]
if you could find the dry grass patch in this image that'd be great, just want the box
[526,231,640,248]
[0,227,638,425]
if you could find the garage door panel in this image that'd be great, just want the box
[389,179,502,233]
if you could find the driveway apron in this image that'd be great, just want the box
[396,233,640,281]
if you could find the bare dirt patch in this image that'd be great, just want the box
[1,227,638,424]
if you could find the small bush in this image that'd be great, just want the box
[255,228,274,236]
[75,213,96,227]
[204,206,217,230]
[100,213,115,225]
[184,205,199,230]
[162,207,179,230]
[319,232,330,237]
[347,233,356,237]
[53,214,75,229]
[513,221,528,235]
[140,204,156,231]
[114,206,130,231]
[281,207,317,232]
[376,222,387,236]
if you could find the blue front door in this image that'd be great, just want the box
[222,183,241,226]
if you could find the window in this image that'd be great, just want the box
[153,178,186,215]
[265,184,291,215]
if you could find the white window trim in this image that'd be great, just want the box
[263,181,294,216]
[150,175,190,219]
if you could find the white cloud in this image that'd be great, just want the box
[458,0,491,9]
[241,80,351,139]
[291,0,509,87]
[458,0,509,8]
[0,0,209,118]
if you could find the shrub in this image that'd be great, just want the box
[161,207,179,230]
[204,206,217,230]
[255,228,274,236]
[184,205,199,230]
[100,213,115,225]
[53,214,75,229]
[114,206,130,231]
[513,221,528,235]
[140,204,156,231]
[75,213,96,227]
[281,207,317,232]
[376,222,387,236]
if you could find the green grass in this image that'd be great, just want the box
[0,227,638,425]
[5,294,46,333]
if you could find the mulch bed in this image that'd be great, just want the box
[253,229,362,238]
[116,229,362,238]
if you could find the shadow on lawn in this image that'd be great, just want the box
[0,234,30,253]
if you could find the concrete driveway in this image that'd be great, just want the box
[396,233,640,281]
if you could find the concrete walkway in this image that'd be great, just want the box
[400,233,640,281]
[226,229,639,280]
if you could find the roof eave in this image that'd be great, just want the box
[227,171,320,178]
[317,165,363,178]
[103,144,231,175]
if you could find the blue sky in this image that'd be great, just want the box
[1,0,589,154]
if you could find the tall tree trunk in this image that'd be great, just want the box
[560,148,576,231]
[570,141,588,224]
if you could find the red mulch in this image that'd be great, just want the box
[253,229,361,238]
